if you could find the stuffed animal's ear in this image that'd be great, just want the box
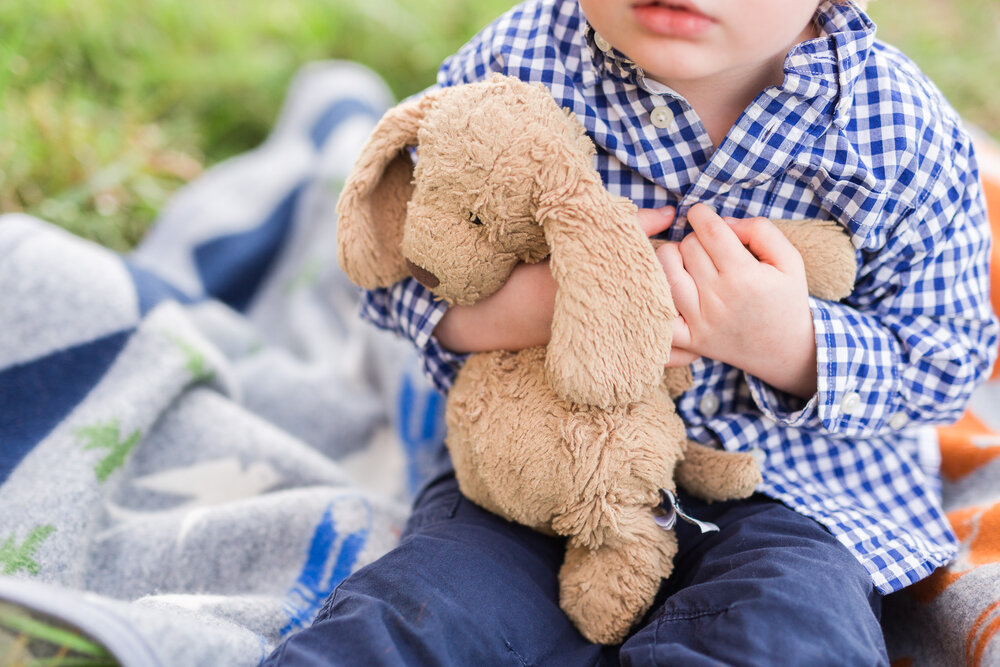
[536,146,676,409]
[336,96,430,288]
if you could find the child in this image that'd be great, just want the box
[265,0,998,663]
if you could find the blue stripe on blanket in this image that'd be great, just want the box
[189,98,378,312]
[309,99,380,149]
[0,329,132,483]
[192,183,306,312]
[125,260,199,315]
[280,499,372,635]
[397,373,447,495]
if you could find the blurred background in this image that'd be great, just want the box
[1,0,998,250]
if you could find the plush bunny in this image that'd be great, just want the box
[336,74,857,644]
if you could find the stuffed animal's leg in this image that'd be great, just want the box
[558,514,677,645]
[676,440,762,502]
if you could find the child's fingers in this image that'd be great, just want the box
[687,203,751,271]
[636,206,676,237]
[669,315,691,349]
[665,347,699,367]
[653,247,699,366]
[656,242,700,319]
[679,232,718,284]
[726,217,804,272]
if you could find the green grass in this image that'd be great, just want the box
[0,601,118,666]
[0,0,514,250]
[867,0,1000,138]
[1,0,997,249]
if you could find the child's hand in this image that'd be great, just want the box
[435,206,680,354]
[653,204,818,399]
[433,258,556,353]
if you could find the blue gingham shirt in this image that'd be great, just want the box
[360,0,999,593]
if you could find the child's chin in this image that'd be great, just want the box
[631,48,721,86]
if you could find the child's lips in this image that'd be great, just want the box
[632,1,716,37]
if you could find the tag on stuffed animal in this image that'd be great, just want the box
[654,488,720,534]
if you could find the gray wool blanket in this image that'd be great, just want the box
[2,61,998,666]
[1,62,447,665]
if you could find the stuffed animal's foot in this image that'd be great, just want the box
[558,519,677,644]
[676,440,762,502]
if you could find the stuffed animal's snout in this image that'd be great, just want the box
[406,258,439,288]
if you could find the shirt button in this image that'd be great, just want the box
[840,391,862,416]
[698,392,720,418]
[650,106,674,129]
[594,32,613,53]
[888,412,908,429]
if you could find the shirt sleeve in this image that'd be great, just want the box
[747,128,999,436]
[354,27,507,393]
[359,281,467,393]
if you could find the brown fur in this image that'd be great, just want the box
[336,74,857,643]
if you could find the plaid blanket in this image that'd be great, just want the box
[0,62,997,666]
[0,62,447,665]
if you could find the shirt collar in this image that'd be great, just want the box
[576,5,640,90]
[579,0,875,125]
[783,0,876,127]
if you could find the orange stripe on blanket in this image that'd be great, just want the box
[986,172,1000,382]
[967,600,1000,667]
[967,504,1000,567]
[908,568,966,605]
[907,509,972,603]
[938,411,1000,481]
[976,128,1000,379]
[950,506,984,543]
[907,503,1000,604]
[907,504,976,604]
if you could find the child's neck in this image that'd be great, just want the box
[675,61,784,148]
[661,23,820,148]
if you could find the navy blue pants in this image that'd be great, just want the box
[264,469,888,666]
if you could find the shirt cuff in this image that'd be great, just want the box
[414,303,468,393]
[748,297,908,436]
[745,373,819,427]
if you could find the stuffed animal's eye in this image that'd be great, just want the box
[467,211,483,226]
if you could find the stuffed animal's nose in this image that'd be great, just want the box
[406,259,439,288]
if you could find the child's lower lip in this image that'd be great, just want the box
[632,3,715,37]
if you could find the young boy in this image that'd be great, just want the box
[266,0,998,663]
